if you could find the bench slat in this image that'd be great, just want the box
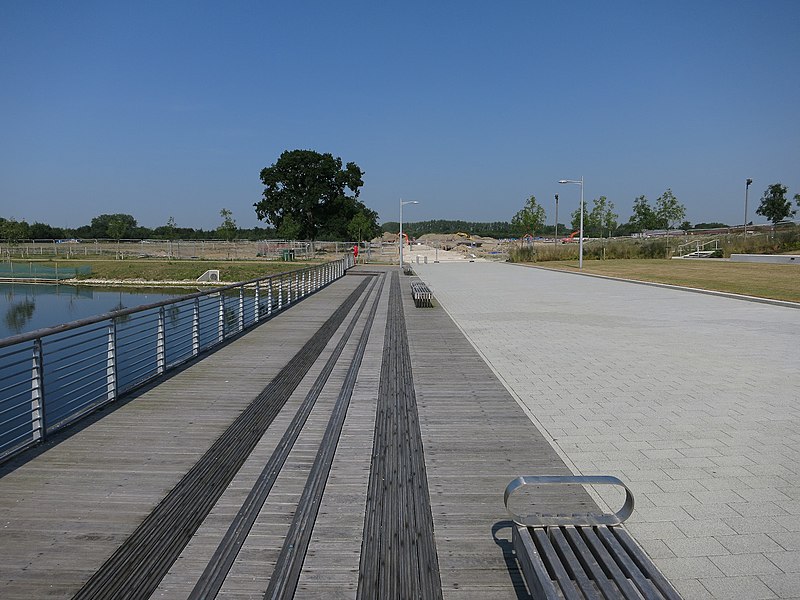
[532,528,585,600]
[550,527,605,600]
[579,527,642,600]
[514,525,561,600]
[595,527,663,599]
[611,528,683,600]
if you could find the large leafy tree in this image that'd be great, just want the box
[511,195,546,236]
[756,183,796,224]
[256,150,366,240]
[88,214,138,239]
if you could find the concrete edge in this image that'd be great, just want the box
[517,264,800,309]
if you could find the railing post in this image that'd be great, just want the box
[106,320,117,404]
[156,307,166,374]
[294,272,299,302]
[254,281,261,323]
[268,277,273,316]
[278,276,283,311]
[31,339,46,443]
[238,287,244,332]
[192,297,199,356]
[301,271,306,298]
[218,293,225,342]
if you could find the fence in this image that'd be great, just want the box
[0,262,91,281]
[0,239,367,261]
[0,256,354,462]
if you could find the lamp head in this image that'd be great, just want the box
[746,178,753,186]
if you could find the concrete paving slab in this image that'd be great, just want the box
[414,260,800,600]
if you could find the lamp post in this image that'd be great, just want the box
[558,177,584,269]
[399,199,418,268]
[554,194,559,247]
[744,178,753,236]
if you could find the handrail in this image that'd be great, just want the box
[0,262,335,349]
[0,256,354,461]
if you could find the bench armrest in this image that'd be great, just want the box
[504,475,635,527]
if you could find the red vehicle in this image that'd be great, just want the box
[561,231,579,243]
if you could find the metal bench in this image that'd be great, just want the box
[410,281,433,308]
[504,475,683,600]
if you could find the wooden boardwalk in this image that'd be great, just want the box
[0,266,592,599]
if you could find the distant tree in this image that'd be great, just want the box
[679,220,691,231]
[165,216,177,239]
[795,193,800,208]
[276,214,301,240]
[586,196,618,237]
[347,210,379,243]
[107,216,130,240]
[88,214,137,239]
[569,206,582,233]
[628,195,659,232]
[29,222,66,239]
[694,222,729,229]
[511,195,546,236]
[0,218,30,243]
[654,189,686,230]
[756,183,795,224]
[256,149,365,240]
[218,208,237,241]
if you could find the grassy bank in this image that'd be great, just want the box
[7,259,314,283]
[509,226,800,263]
[534,259,800,302]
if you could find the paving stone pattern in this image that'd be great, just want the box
[414,261,800,600]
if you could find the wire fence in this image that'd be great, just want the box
[0,263,91,281]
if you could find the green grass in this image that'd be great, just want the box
[535,259,800,303]
[11,258,313,283]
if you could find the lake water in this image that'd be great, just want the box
[0,282,194,339]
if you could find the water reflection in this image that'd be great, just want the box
[4,298,36,334]
[0,283,190,339]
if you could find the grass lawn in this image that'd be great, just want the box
[535,259,800,303]
[14,258,316,283]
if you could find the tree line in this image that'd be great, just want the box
[510,182,799,239]
[0,211,277,243]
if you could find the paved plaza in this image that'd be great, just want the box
[414,261,800,600]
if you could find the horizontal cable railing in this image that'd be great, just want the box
[0,256,353,462]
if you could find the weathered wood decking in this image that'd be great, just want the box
[0,266,592,599]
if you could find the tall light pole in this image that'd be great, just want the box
[554,194,559,247]
[399,199,418,268]
[744,178,753,236]
[558,177,584,269]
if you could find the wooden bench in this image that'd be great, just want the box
[504,475,683,600]
[410,282,433,308]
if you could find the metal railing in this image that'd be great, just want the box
[675,237,721,258]
[0,257,354,462]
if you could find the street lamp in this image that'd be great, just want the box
[554,194,559,247]
[399,199,418,268]
[744,178,753,236]
[558,177,584,269]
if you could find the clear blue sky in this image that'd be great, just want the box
[2,1,798,231]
